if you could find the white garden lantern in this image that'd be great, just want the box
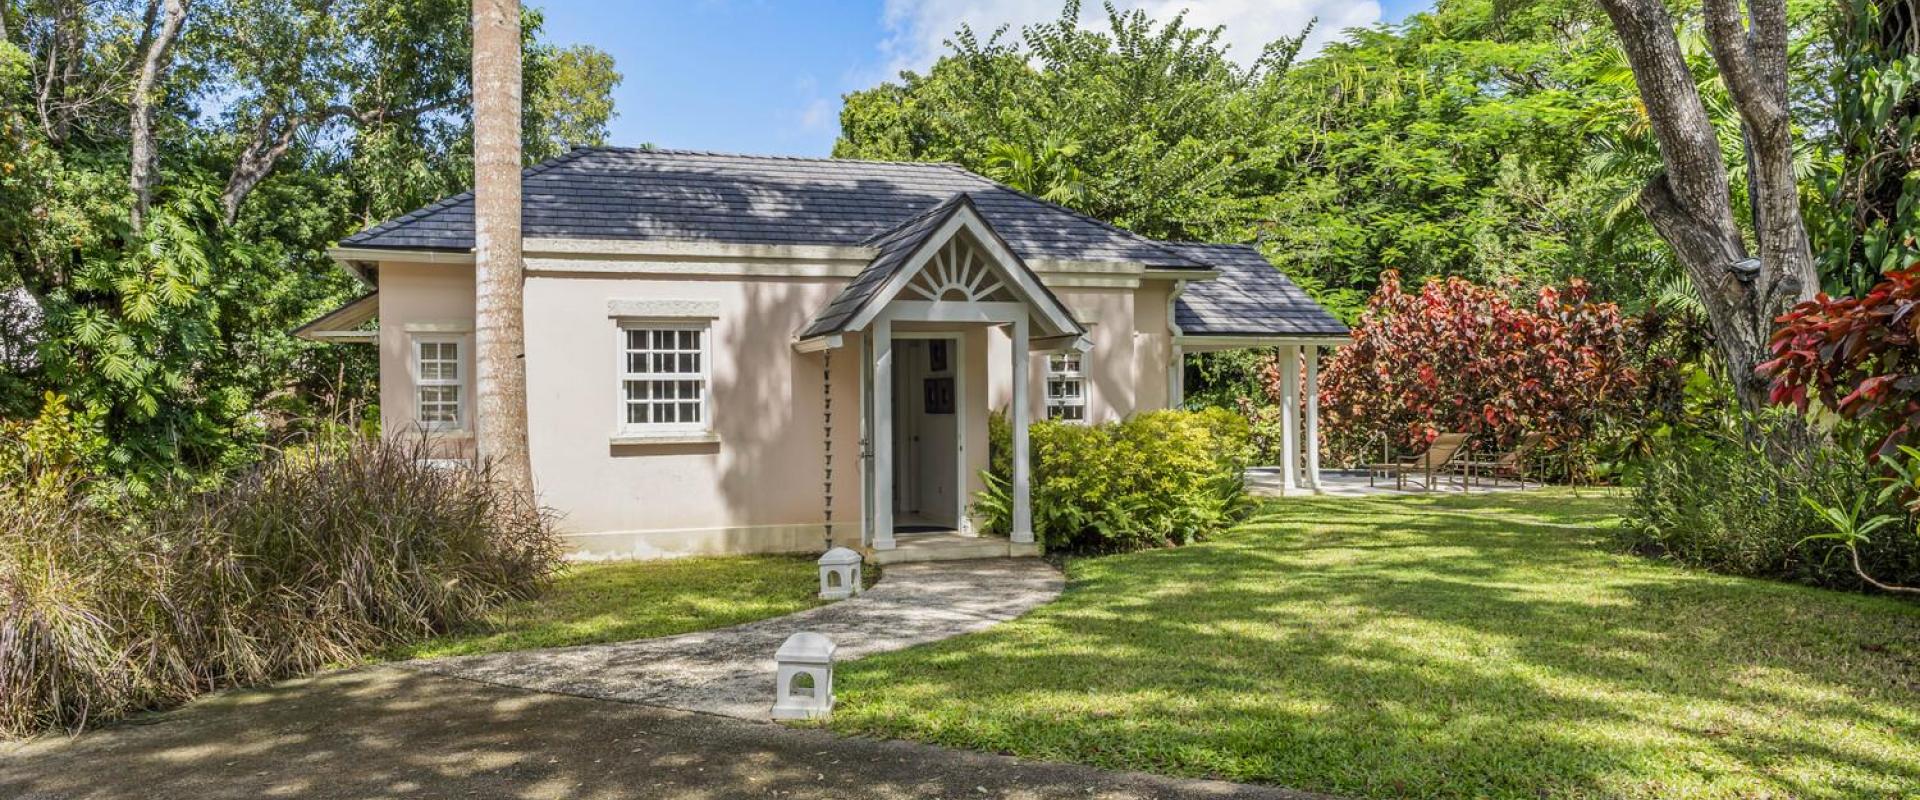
[817,546,862,600]
[770,632,836,720]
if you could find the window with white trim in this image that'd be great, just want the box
[618,323,710,431]
[1045,352,1086,421]
[414,336,465,431]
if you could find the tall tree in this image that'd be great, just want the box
[128,0,189,233]
[524,43,620,162]
[471,0,532,496]
[1597,0,1819,409]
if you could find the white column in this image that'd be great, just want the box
[1009,316,1033,544]
[872,318,895,550]
[1168,343,1185,409]
[1304,344,1322,493]
[1278,345,1301,494]
[858,333,873,547]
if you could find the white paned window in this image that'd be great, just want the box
[618,323,710,431]
[1045,352,1086,422]
[414,336,465,431]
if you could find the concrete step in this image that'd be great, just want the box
[862,533,1041,565]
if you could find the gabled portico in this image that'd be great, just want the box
[796,194,1087,557]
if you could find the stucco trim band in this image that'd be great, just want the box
[606,298,723,319]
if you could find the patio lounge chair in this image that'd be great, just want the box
[1369,432,1471,491]
[1457,432,1545,489]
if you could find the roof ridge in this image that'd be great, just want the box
[579,145,966,170]
[858,192,971,246]
[935,162,1205,269]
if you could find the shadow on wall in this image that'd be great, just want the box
[710,278,862,544]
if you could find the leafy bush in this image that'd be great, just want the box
[0,430,560,737]
[1623,411,1920,591]
[974,408,1254,553]
[1317,271,1650,470]
[1760,264,1920,453]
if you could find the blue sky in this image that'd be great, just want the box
[534,0,1434,158]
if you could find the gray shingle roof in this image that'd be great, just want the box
[342,147,1205,269]
[1167,243,1350,338]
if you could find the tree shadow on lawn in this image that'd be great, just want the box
[0,666,1314,800]
[829,493,1920,800]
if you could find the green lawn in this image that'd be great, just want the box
[390,554,834,659]
[827,491,1920,799]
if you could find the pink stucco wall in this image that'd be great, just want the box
[375,259,1181,557]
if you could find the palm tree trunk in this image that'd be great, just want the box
[472,0,534,498]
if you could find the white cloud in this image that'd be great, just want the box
[876,0,1382,77]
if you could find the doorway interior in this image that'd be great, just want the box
[890,335,963,533]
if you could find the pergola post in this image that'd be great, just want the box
[1009,316,1034,544]
[1278,345,1301,493]
[871,318,895,550]
[1304,344,1322,493]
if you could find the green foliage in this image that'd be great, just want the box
[1,1,618,486]
[836,0,1668,305]
[975,408,1253,552]
[1811,0,1920,296]
[1625,411,1920,591]
[836,0,1302,241]
[0,434,561,737]
[525,41,624,161]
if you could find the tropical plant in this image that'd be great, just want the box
[1317,271,1644,471]
[1626,408,1920,592]
[0,430,561,737]
[975,408,1253,553]
[1760,264,1920,453]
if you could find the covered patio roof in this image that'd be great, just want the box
[1164,242,1350,348]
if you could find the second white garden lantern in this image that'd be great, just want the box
[818,546,862,600]
[770,631,836,720]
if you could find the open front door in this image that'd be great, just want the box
[891,337,961,532]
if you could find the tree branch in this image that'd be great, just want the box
[1850,545,1920,595]
[217,98,457,224]
[128,0,188,235]
[1701,0,1785,138]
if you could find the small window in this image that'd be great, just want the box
[414,336,465,431]
[1045,352,1086,422]
[618,323,710,431]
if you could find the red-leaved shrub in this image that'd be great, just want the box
[1314,271,1642,466]
[1759,266,1920,454]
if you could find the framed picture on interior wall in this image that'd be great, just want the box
[925,377,954,414]
[929,340,949,373]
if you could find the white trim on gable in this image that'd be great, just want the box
[840,206,1082,341]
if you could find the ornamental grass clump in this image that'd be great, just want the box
[0,432,560,737]
[976,408,1255,553]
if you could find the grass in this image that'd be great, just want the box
[826,490,1920,799]
[390,554,836,659]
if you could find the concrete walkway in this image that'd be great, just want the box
[0,666,1328,800]
[409,558,1064,719]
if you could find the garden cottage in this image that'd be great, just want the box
[299,148,1348,559]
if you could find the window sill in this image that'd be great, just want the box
[421,429,474,439]
[609,430,721,446]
